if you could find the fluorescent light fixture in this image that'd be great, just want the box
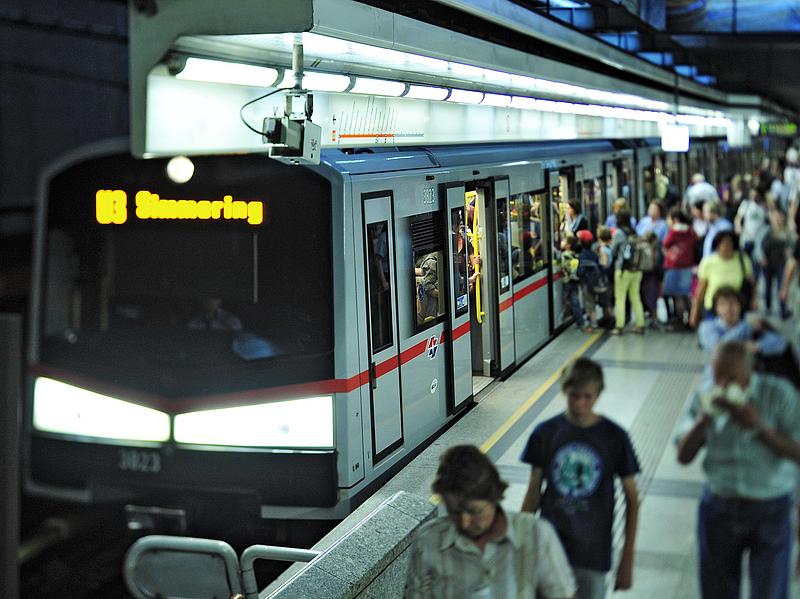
[33,377,169,443]
[176,57,279,88]
[173,396,334,448]
[661,123,690,152]
[301,72,351,92]
[406,85,449,101]
[350,77,406,96]
[509,96,538,110]
[276,71,351,92]
[481,93,511,107]
[447,89,483,104]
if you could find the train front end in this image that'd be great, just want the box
[25,148,340,526]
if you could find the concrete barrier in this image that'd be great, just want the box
[263,491,436,599]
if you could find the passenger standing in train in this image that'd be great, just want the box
[521,358,640,599]
[676,341,800,599]
[561,235,589,331]
[610,211,645,335]
[701,200,733,259]
[566,200,589,235]
[690,230,754,328]
[405,445,577,599]
[662,208,696,331]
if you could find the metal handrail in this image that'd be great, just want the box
[240,545,320,599]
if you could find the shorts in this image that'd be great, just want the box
[662,268,692,297]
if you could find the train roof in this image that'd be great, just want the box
[320,139,641,175]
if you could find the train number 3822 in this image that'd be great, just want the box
[118,449,162,473]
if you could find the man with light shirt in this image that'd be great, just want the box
[676,341,800,599]
[405,445,576,599]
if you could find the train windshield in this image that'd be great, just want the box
[40,154,333,397]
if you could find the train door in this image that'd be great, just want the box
[465,181,499,391]
[494,178,515,376]
[546,170,565,331]
[362,195,403,463]
[443,184,472,413]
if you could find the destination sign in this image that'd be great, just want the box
[95,190,264,225]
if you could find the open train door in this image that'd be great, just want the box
[442,184,472,414]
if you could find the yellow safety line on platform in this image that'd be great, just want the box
[480,332,602,454]
[430,332,602,504]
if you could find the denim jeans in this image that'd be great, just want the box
[697,490,792,599]
[573,568,607,599]
[564,281,586,326]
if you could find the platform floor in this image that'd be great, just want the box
[341,309,800,598]
[266,292,800,597]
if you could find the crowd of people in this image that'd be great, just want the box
[402,148,800,599]
[560,148,800,337]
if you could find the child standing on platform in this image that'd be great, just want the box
[562,235,589,331]
[521,357,640,599]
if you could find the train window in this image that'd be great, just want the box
[366,221,393,352]
[41,154,334,398]
[509,191,546,282]
[410,212,445,331]
[496,198,510,294]
[450,208,469,318]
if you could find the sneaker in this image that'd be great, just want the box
[611,328,623,336]
[583,325,594,333]
[633,326,645,335]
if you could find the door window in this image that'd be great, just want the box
[450,207,469,317]
[509,190,547,281]
[496,198,510,293]
[366,221,393,352]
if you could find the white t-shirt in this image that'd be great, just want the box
[736,199,767,243]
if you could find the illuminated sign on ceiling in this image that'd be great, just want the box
[95,190,264,225]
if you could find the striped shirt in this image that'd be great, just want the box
[676,373,800,499]
[405,510,576,599]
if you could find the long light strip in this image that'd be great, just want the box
[405,85,450,101]
[177,57,279,88]
[350,77,407,96]
[172,53,732,128]
[447,89,484,104]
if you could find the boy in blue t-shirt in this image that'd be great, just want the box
[521,357,640,599]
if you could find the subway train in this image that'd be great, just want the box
[24,135,759,527]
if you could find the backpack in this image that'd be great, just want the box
[577,253,609,295]
[754,324,800,390]
[620,232,654,272]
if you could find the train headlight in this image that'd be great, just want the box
[173,396,334,449]
[33,377,170,442]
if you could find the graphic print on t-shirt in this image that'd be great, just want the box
[552,442,602,499]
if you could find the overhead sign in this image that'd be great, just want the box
[759,122,798,137]
[95,190,264,225]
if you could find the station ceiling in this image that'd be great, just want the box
[503,1,800,116]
